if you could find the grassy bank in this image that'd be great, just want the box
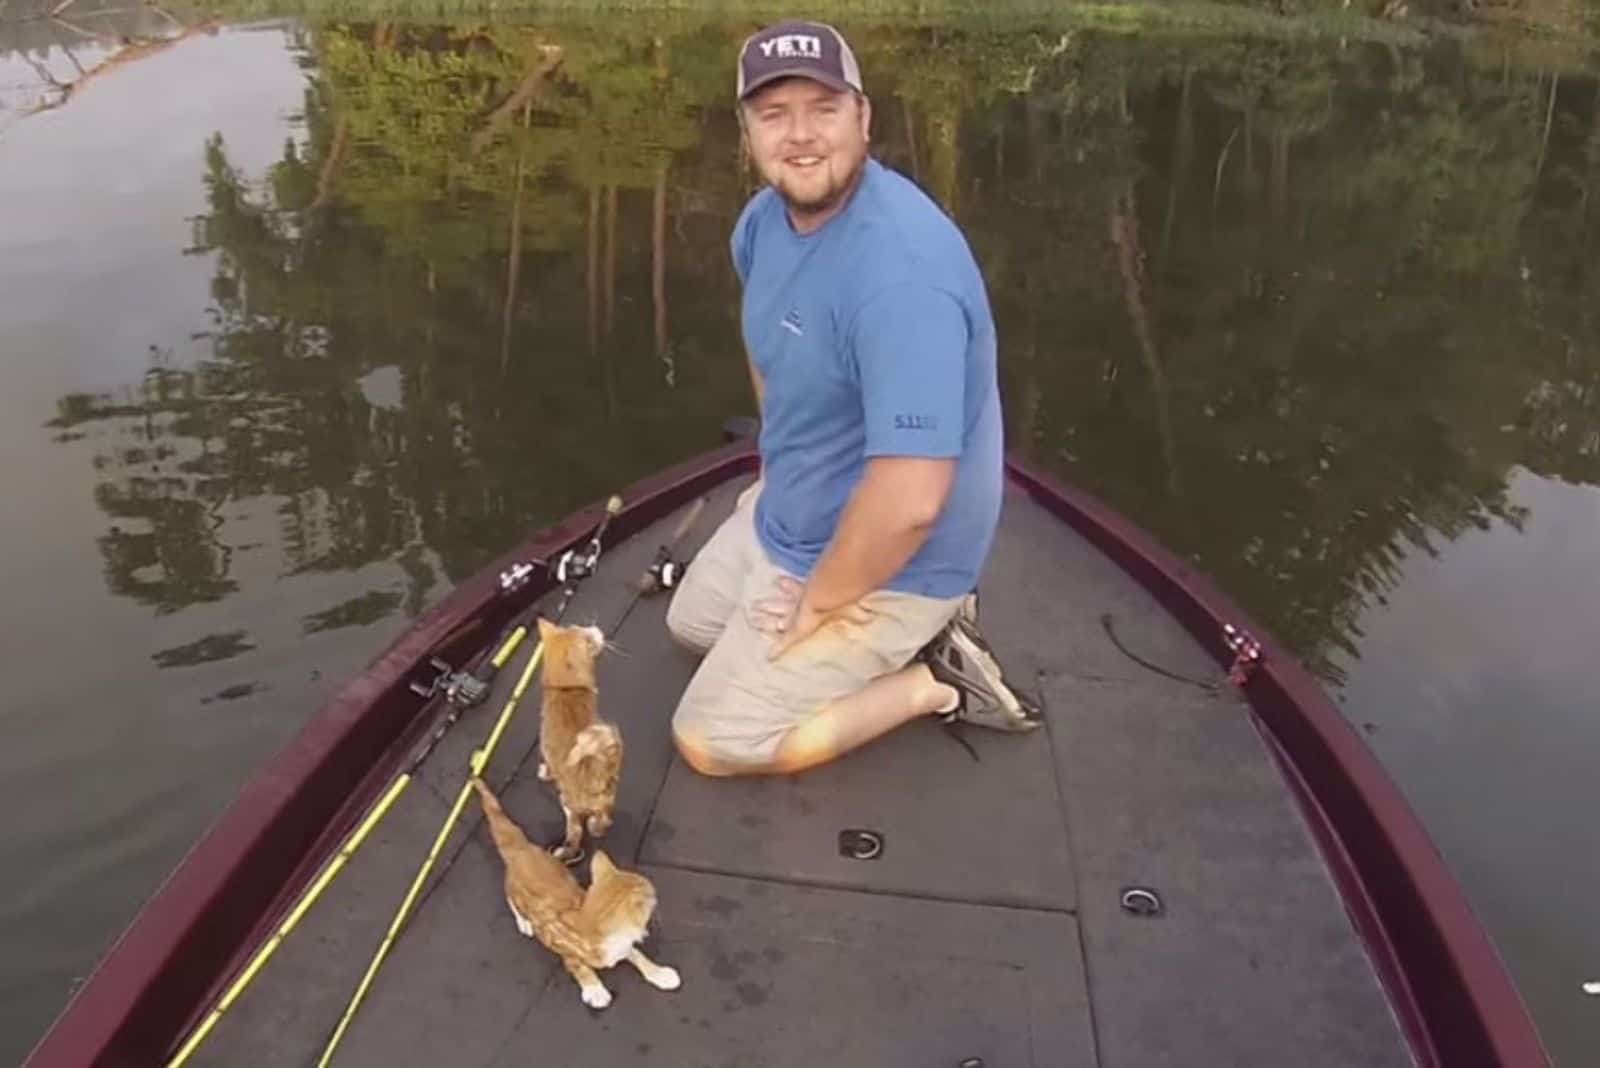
[178,0,1593,52]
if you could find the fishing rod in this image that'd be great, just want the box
[313,495,626,1068]
[494,491,708,791]
[613,492,705,632]
[411,499,627,714]
[163,495,623,1068]
[397,489,712,923]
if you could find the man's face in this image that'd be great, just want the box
[741,77,871,226]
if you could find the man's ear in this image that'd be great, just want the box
[735,107,754,173]
[856,92,872,142]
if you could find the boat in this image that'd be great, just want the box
[23,423,1549,1067]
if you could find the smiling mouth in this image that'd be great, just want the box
[786,156,824,169]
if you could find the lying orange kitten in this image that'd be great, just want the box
[532,618,623,862]
[472,776,679,1009]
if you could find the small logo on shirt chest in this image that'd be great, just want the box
[780,308,804,337]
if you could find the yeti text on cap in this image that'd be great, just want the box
[760,33,822,59]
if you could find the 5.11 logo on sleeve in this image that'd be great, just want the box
[893,414,938,431]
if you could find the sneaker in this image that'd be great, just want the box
[919,594,1042,733]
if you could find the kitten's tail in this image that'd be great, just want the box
[471,776,530,856]
[566,722,622,773]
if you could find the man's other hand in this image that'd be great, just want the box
[750,574,873,660]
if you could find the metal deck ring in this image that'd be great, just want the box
[1120,886,1163,916]
[838,828,883,861]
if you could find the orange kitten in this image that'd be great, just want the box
[533,618,623,862]
[471,777,679,1008]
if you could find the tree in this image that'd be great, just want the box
[51,16,1600,690]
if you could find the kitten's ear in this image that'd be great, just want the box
[536,616,554,640]
[589,849,616,880]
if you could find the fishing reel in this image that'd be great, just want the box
[553,536,603,586]
[642,556,687,595]
[551,495,624,588]
[410,657,493,709]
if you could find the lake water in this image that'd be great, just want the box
[2,8,1597,1064]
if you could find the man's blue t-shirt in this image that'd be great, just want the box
[730,156,1004,599]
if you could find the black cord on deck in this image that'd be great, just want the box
[1099,612,1219,693]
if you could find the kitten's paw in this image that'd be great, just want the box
[581,983,612,1010]
[648,965,681,991]
[536,762,550,781]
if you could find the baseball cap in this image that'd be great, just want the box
[736,20,863,102]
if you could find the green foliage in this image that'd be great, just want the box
[56,17,1600,687]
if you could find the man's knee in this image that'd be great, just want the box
[672,726,769,777]
[664,593,715,655]
[668,628,711,657]
[672,730,735,776]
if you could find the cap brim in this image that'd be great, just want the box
[738,67,854,100]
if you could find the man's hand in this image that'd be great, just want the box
[748,574,873,660]
[793,456,954,617]
[743,456,950,661]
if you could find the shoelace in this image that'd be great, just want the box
[940,714,981,762]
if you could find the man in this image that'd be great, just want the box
[666,19,1039,777]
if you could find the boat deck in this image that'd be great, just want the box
[190,474,1414,1067]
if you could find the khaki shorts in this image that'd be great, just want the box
[667,480,965,768]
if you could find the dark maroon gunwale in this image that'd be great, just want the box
[1004,452,1549,1067]
[23,441,1546,1067]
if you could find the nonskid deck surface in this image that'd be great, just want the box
[192,474,1412,1067]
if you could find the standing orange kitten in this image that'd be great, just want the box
[471,777,679,1008]
[533,618,623,862]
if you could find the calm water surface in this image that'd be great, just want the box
[2,10,1597,1064]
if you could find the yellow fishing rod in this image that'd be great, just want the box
[164,494,623,1068]
[314,494,624,1068]
[313,644,545,1068]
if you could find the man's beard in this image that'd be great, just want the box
[769,151,866,221]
